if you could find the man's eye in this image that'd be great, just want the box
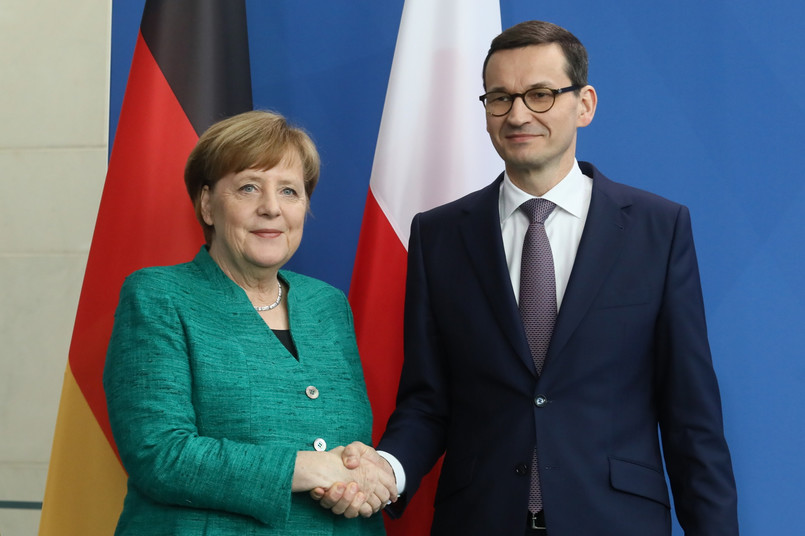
[529,89,552,100]
[491,94,512,103]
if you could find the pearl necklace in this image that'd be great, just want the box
[253,280,282,312]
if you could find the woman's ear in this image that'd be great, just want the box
[200,185,213,226]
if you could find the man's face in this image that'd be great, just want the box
[483,43,594,180]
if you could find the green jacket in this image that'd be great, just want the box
[104,247,385,535]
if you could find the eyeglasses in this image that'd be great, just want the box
[478,85,581,116]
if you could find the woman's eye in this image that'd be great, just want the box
[240,184,257,193]
[281,187,298,196]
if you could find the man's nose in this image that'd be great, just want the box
[506,95,532,124]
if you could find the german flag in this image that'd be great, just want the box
[39,2,252,533]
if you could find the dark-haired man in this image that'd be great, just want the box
[324,20,738,535]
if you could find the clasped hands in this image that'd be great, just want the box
[311,441,397,518]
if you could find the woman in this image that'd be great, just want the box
[103,110,391,535]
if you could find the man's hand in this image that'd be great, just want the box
[310,442,397,518]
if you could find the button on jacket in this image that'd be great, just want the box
[104,247,384,535]
[378,163,738,535]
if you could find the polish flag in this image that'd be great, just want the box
[349,1,502,533]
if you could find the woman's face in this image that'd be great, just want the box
[201,154,307,279]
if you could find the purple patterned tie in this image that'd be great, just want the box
[519,198,557,514]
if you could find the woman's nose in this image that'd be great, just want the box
[258,192,281,216]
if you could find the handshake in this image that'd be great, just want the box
[297,441,399,518]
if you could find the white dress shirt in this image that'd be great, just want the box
[499,160,592,310]
[380,161,593,495]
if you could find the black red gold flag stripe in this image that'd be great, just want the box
[140,0,252,136]
[40,2,252,533]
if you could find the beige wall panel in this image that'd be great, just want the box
[0,254,89,460]
[0,463,49,504]
[0,0,109,148]
[0,148,106,254]
[0,507,42,536]
[0,1,111,534]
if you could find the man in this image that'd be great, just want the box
[322,20,739,535]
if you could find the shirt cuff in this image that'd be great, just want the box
[376,450,406,496]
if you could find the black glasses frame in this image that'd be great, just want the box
[478,85,581,116]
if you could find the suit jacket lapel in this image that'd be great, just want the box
[547,166,631,366]
[459,175,536,375]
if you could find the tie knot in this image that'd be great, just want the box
[521,198,556,224]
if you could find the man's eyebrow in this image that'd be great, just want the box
[485,81,556,93]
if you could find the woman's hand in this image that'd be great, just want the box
[309,442,398,518]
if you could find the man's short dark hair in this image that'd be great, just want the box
[482,20,589,90]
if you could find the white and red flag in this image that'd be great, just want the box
[349,1,502,533]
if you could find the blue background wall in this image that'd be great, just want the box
[110,1,805,533]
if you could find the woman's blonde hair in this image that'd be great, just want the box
[184,110,320,244]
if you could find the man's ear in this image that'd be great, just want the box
[577,84,597,127]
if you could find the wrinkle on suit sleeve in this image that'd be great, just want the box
[653,205,739,535]
[378,213,451,504]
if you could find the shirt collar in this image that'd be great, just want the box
[499,160,589,224]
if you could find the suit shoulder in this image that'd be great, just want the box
[415,176,501,224]
[611,180,682,207]
[121,260,199,297]
[583,161,684,209]
[592,173,686,220]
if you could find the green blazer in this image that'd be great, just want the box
[104,247,385,535]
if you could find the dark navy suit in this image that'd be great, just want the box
[378,162,738,535]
